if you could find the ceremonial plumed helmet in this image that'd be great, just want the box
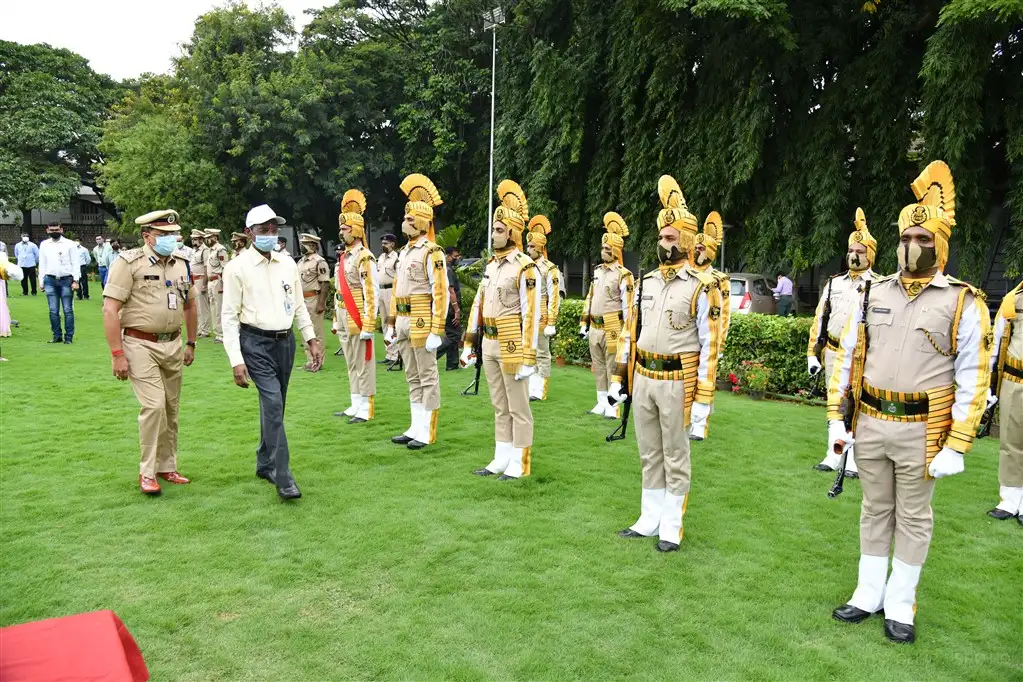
[401,173,443,241]
[697,211,723,263]
[338,189,368,241]
[494,179,529,249]
[526,215,551,258]
[849,207,877,265]
[602,212,629,264]
[898,160,955,270]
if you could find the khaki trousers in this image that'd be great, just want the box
[588,329,615,391]
[634,373,691,495]
[303,296,326,365]
[209,284,223,340]
[537,332,552,379]
[195,278,210,336]
[999,378,1023,486]
[397,339,440,411]
[855,413,935,565]
[483,341,533,448]
[379,288,399,360]
[122,335,183,478]
[343,334,377,396]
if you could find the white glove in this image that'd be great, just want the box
[515,364,536,381]
[359,330,373,340]
[544,325,557,338]
[607,382,627,405]
[986,392,998,409]
[384,326,396,345]
[828,419,851,455]
[460,346,476,368]
[929,447,965,479]
[579,325,588,339]
[425,333,443,352]
[690,401,711,425]
[808,356,822,376]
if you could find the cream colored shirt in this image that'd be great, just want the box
[222,246,316,366]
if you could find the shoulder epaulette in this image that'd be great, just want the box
[872,273,899,286]
[119,248,145,263]
[643,270,659,281]
[171,248,190,260]
[514,251,533,266]
[358,249,376,264]
[425,243,444,255]
[946,275,986,301]
[691,268,717,288]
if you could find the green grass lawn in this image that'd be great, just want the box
[1,295,1020,681]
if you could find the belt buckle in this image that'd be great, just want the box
[156,333,174,342]
[879,398,905,417]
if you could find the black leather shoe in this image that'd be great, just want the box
[617,529,646,538]
[347,417,367,424]
[473,468,495,477]
[48,338,63,344]
[256,471,275,485]
[378,359,390,364]
[497,474,519,481]
[277,484,302,500]
[334,348,344,356]
[845,471,859,479]
[333,411,350,417]
[1018,515,1023,527]
[988,508,1016,520]
[63,338,73,344]
[529,396,539,402]
[690,434,704,442]
[832,604,877,624]
[884,619,915,644]
[407,440,427,450]
[655,540,679,552]
[392,434,413,445]
[813,463,836,472]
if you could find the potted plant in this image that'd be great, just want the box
[740,360,771,400]
[552,336,569,367]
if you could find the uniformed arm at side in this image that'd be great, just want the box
[946,295,992,454]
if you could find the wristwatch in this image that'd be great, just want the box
[186,341,196,348]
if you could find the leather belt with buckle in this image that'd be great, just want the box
[637,356,684,372]
[208,275,220,281]
[1005,363,1023,380]
[861,390,929,417]
[826,333,840,350]
[396,303,412,314]
[303,290,318,298]
[380,283,393,290]
[240,323,291,340]
[124,328,181,343]
[483,325,499,338]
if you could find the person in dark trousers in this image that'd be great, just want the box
[14,234,39,295]
[436,247,463,371]
[772,272,795,316]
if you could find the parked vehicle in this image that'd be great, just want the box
[729,273,779,315]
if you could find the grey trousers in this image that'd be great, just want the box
[240,327,297,487]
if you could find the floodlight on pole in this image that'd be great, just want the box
[483,6,504,253]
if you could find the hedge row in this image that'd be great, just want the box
[551,300,819,396]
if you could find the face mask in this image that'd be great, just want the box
[22,236,29,243]
[153,235,177,256]
[50,233,62,241]
[382,244,393,253]
[303,243,317,254]
[657,243,685,264]
[601,250,614,263]
[341,231,355,246]
[274,244,283,252]
[254,235,277,253]
[402,219,420,238]
[492,230,508,249]
[898,241,937,273]
[847,252,867,271]
[694,250,710,266]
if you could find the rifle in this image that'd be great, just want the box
[977,367,1000,438]
[812,278,834,360]
[462,300,484,396]
[829,279,871,499]
[607,269,642,442]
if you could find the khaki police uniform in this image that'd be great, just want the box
[334,242,378,421]
[990,282,1023,517]
[465,249,540,477]
[205,230,228,341]
[190,235,210,336]
[297,237,330,367]
[809,271,875,395]
[104,243,193,479]
[581,262,635,415]
[377,250,400,362]
[613,264,720,546]
[532,255,561,400]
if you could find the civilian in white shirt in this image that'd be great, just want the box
[38,222,80,343]
[14,234,40,295]
[222,204,324,500]
[93,235,114,288]
[75,241,92,300]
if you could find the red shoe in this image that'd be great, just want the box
[139,476,161,495]
[157,471,191,484]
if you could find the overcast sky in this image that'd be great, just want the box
[0,0,336,81]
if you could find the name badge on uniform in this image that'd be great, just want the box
[168,292,178,310]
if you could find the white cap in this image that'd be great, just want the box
[245,204,286,228]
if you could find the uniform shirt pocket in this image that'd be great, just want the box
[914,309,953,355]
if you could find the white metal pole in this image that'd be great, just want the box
[487,26,497,253]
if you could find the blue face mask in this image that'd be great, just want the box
[254,235,277,252]
[153,235,177,256]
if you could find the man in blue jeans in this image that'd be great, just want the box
[38,223,80,343]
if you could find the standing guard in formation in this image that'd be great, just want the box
[377,233,401,367]
[386,174,448,449]
[988,280,1023,524]
[231,232,249,259]
[102,210,197,495]
[463,180,540,479]
[298,233,330,372]
[828,161,991,644]
[190,229,210,338]
[333,190,378,424]
[609,175,721,551]
[204,229,228,344]
[807,209,879,476]
[690,210,730,440]
[580,213,635,419]
[525,215,561,401]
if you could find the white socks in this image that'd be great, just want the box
[883,558,922,625]
[404,402,422,439]
[630,488,665,536]
[484,442,512,474]
[658,493,687,545]
[354,395,372,421]
[344,392,358,417]
[504,448,525,478]
[591,391,607,414]
[995,486,1023,514]
[848,554,888,613]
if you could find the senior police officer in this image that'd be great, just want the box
[205,229,229,344]
[297,233,330,372]
[102,209,198,496]
[828,161,991,644]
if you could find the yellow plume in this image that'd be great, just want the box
[910,160,955,226]
[497,179,529,220]
[400,173,444,207]
[658,175,687,210]
[341,189,366,216]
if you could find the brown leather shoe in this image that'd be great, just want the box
[157,471,191,485]
[139,476,161,495]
